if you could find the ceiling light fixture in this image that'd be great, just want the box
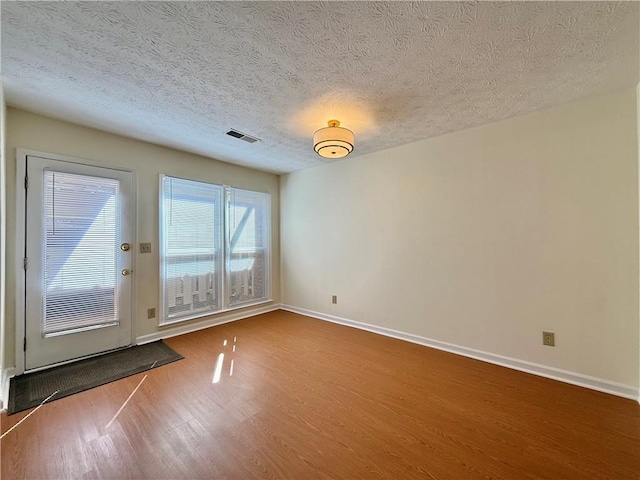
[313,120,354,159]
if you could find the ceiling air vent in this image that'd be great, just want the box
[225,129,261,144]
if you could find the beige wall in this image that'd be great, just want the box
[281,88,639,387]
[4,108,280,369]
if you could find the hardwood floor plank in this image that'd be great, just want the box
[2,310,639,479]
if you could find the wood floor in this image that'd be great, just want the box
[2,310,639,479]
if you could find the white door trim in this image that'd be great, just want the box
[14,148,137,375]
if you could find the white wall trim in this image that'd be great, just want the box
[636,81,640,406]
[281,305,639,402]
[137,303,281,344]
[0,84,7,418]
[1,367,16,413]
[14,150,27,376]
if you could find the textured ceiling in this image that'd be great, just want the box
[2,1,639,174]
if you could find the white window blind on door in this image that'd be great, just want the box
[160,176,223,323]
[43,170,120,336]
[227,187,270,307]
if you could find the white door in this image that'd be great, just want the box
[24,155,133,370]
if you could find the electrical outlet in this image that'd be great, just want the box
[140,243,152,253]
[542,331,555,346]
[332,295,337,304]
[147,307,156,319]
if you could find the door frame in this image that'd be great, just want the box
[14,148,137,375]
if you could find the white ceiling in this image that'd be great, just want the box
[2,1,638,174]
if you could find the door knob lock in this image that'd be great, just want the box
[120,243,130,251]
[121,269,131,276]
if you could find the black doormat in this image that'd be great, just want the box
[8,341,183,415]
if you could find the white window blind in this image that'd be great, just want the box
[227,187,270,306]
[160,176,223,322]
[160,176,271,324]
[43,170,120,336]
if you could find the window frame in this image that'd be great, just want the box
[158,175,271,325]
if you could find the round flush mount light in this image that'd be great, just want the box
[313,120,354,159]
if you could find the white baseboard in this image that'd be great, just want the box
[280,305,639,402]
[137,303,281,345]
[1,367,16,413]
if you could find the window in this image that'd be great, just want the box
[227,187,270,307]
[160,176,270,324]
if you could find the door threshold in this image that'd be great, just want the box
[24,344,132,375]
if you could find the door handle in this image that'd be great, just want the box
[121,269,131,276]
[120,243,130,251]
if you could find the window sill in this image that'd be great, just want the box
[158,298,274,327]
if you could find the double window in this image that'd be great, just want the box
[159,175,270,325]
